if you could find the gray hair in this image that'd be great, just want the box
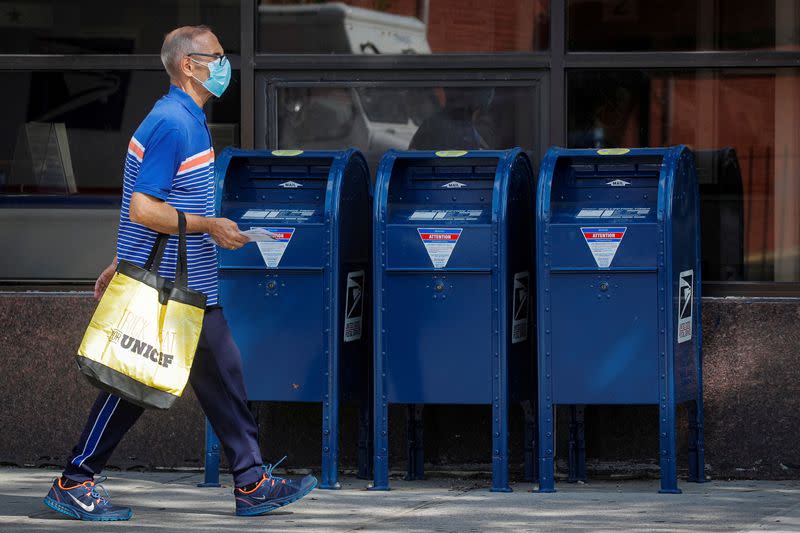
[160,25,213,79]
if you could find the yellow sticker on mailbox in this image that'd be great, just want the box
[435,150,468,157]
[272,150,304,157]
[597,148,631,155]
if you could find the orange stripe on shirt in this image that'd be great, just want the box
[177,150,214,174]
[128,139,144,159]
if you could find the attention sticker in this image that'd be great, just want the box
[581,227,626,268]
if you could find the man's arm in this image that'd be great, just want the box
[130,192,248,250]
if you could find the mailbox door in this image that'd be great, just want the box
[549,271,659,404]
[220,270,324,402]
[383,272,492,404]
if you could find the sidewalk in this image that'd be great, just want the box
[1,467,799,532]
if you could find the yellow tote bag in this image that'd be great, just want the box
[77,212,206,409]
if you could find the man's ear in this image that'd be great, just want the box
[180,55,193,78]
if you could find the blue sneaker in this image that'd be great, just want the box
[235,459,318,516]
[43,476,132,521]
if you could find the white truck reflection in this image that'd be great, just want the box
[260,3,436,167]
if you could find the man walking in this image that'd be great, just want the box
[43,26,317,521]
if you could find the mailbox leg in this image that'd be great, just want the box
[371,364,390,491]
[658,401,681,494]
[405,405,425,481]
[357,400,373,480]
[491,390,512,492]
[537,400,556,493]
[688,399,707,483]
[568,405,587,483]
[320,395,341,489]
[199,418,221,488]
[522,400,537,482]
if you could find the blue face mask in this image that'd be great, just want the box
[191,56,231,98]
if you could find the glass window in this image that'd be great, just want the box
[274,84,540,174]
[0,71,239,197]
[567,69,800,283]
[568,0,800,51]
[258,1,549,53]
[0,70,240,280]
[0,1,239,54]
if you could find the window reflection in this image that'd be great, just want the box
[0,1,239,54]
[259,1,549,53]
[568,69,800,282]
[0,71,239,197]
[276,85,539,176]
[0,71,240,281]
[568,0,800,51]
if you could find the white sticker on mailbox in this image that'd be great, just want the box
[678,269,693,344]
[576,209,606,218]
[344,270,365,343]
[409,210,482,221]
[256,227,294,268]
[581,227,626,268]
[512,271,530,344]
[418,228,462,269]
[242,209,269,219]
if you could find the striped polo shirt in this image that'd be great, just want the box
[117,85,219,305]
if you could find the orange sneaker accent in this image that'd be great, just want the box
[57,478,92,491]
[237,474,268,495]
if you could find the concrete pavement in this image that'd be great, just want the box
[1,468,798,532]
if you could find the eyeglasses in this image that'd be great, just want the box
[188,52,227,66]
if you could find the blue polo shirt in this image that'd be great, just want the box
[117,85,219,305]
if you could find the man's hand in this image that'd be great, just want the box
[207,217,249,250]
[94,258,118,301]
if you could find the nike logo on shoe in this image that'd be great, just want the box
[67,492,95,512]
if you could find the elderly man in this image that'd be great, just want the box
[43,26,317,521]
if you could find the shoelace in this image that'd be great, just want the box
[262,456,288,482]
[86,476,111,504]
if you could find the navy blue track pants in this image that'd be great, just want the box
[62,308,264,487]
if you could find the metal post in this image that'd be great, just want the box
[357,399,373,480]
[239,0,255,150]
[370,214,390,491]
[198,418,221,488]
[567,405,587,483]
[522,400,537,482]
[405,405,425,481]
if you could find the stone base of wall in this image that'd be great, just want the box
[1,294,798,480]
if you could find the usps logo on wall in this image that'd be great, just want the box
[678,269,693,343]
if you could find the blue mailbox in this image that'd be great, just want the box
[535,146,705,493]
[208,148,372,490]
[372,149,536,492]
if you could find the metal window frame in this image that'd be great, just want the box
[1,0,798,295]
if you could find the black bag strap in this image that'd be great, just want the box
[143,211,190,290]
[144,233,169,272]
[174,211,189,289]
